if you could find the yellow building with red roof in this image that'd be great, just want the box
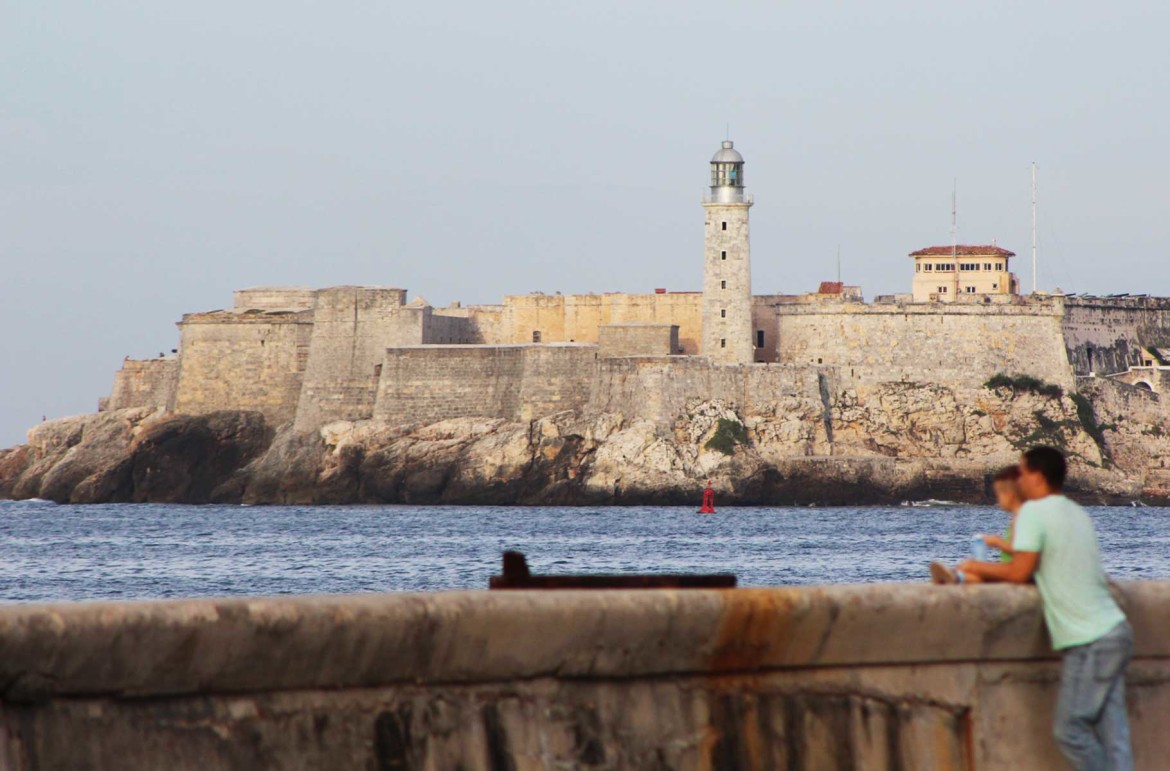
[909,245,1019,302]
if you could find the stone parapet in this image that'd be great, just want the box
[0,583,1167,769]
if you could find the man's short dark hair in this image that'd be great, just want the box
[1023,446,1067,490]
[994,465,1022,483]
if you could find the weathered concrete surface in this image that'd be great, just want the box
[0,583,1168,769]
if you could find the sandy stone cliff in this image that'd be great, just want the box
[4,378,1167,506]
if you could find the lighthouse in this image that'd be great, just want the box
[701,140,754,364]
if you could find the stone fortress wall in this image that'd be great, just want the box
[777,299,1076,388]
[1061,295,1170,375]
[596,322,679,357]
[103,357,179,413]
[102,284,1170,433]
[171,307,315,427]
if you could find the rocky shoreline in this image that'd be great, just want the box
[3,379,1168,506]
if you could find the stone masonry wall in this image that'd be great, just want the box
[374,345,597,425]
[233,287,317,312]
[1,583,1168,770]
[173,311,314,427]
[592,357,829,427]
[373,345,825,429]
[491,292,704,354]
[423,309,476,345]
[597,323,679,357]
[105,357,179,413]
[1062,296,1170,376]
[293,287,413,431]
[778,301,1076,389]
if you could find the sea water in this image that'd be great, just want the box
[0,499,1166,602]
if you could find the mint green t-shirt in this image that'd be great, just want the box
[1013,495,1125,650]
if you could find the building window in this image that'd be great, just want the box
[721,280,726,289]
[984,263,992,270]
[532,330,541,343]
[938,286,948,293]
[756,330,765,348]
[720,250,727,260]
[817,358,823,364]
[721,309,726,318]
[992,283,999,290]
[373,364,382,377]
[721,221,727,231]
[924,264,933,272]
[937,263,955,271]
[965,286,976,293]
[720,339,726,348]
[916,264,921,273]
[996,262,1003,270]
[960,262,979,271]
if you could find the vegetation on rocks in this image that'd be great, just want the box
[1071,392,1114,465]
[984,374,1064,398]
[704,418,750,456]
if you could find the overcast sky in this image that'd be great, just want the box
[3,2,1168,447]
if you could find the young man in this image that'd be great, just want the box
[958,446,1133,771]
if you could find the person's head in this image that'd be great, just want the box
[1019,446,1067,499]
[992,465,1024,513]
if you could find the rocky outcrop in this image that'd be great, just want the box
[0,410,272,504]
[3,379,1168,505]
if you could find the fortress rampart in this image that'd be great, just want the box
[777,300,1076,388]
[0,583,1167,769]
[1061,296,1170,375]
[375,344,599,425]
[99,286,1170,435]
[103,357,179,413]
[172,308,314,427]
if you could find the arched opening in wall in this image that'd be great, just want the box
[1135,381,1154,392]
[373,364,382,377]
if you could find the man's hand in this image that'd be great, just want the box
[958,551,1039,584]
[983,534,1011,552]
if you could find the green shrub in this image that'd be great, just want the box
[705,418,750,456]
[984,373,1063,398]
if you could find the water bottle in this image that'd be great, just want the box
[971,534,989,562]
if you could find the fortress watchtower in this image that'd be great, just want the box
[702,140,755,364]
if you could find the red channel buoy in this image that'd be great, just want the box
[699,482,716,514]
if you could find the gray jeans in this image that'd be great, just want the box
[1054,620,1134,771]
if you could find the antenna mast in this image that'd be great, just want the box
[951,180,959,299]
[1031,162,1038,294]
[837,245,841,284]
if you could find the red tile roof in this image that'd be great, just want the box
[910,245,1015,257]
[817,281,844,294]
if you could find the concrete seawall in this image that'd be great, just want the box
[0,583,1168,769]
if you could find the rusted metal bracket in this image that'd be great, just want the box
[489,551,737,590]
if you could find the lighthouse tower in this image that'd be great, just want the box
[702,140,754,364]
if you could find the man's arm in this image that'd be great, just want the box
[958,551,1038,584]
